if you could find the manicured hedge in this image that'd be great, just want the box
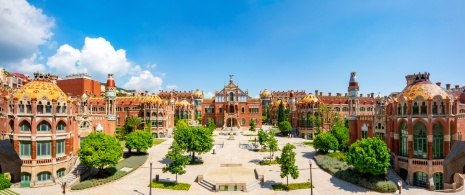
[272,182,313,191]
[259,160,278,165]
[149,181,191,190]
[71,154,148,190]
[314,154,396,193]
[0,174,11,190]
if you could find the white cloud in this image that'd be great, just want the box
[47,37,133,81]
[8,53,46,74]
[123,70,163,93]
[166,85,178,90]
[254,95,260,98]
[146,63,157,69]
[0,0,54,65]
[205,92,214,99]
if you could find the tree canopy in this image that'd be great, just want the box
[174,126,214,162]
[249,118,256,131]
[278,101,285,123]
[125,130,153,153]
[278,121,292,135]
[276,143,299,186]
[258,128,269,150]
[346,137,391,176]
[126,116,143,132]
[176,119,189,129]
[162,142,190,183]
[78,132,123,174]
[268,131,279,162]
[313,132,338,153]
[332,119,349,147]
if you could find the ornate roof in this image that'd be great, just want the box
[399,80,450,100]
[260,89,271,98]
[14,80,68,101]
[142,94,163,104]
[301,93,319,103]
[273,99,288,107]
[193,89,203,99]
[176,100,191,107]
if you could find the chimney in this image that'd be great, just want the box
[315,90,318,96]
[405,74,416,86]
[319,92,323,96]
[328,92,332,96]
[132,92,136,96]
[370,93,374,98]
[345,93,348,97]
[360,94,363,98]
[446,84,451,90]
[145,90,148,95]
[436,82,441,87]
[337,93,341,96]
[456,85,460,90]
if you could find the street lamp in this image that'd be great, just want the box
[149,157,153,195]
[309,160,313,195]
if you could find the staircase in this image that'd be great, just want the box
[60,158,87,186]
[387,168,406,187]
[246,180,261,192]
[199,179,215,192]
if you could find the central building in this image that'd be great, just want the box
[202,75,262,129]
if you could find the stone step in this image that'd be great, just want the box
[199,180,215,191]
[246,181,261,191]
[0,189,19,195]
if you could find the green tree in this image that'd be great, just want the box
[78,132,123,175]
[125,130,153,153]
[346,137,391,176]
[268,131,279,163]
[195,115,202,124]
[249,119,256,131]
[276,143,299,186]
[258,128,269,150]
[145,121,152,132]
[278,121,292,136]
[313,132,338,153]
[174,126,214,163]
[278,101,285,123]
[207,119,216,134]
[126,116,143,133]
[261,115,268,124]
[176,119,189,129]
[319,104,333,124]
[332,119,349,148]
[0,174,11,190]
[162,142,190,183]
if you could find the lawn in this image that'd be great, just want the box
[259,160,278,165]
[149,181,191,190]
[272,182,313,191]
[303,141,313,147]
[153,139,167,145]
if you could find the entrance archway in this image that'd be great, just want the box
[226,118,237,127]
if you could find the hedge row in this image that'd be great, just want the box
[259,160,278,165]
[314,154,397,193]
[149,181,191,190]
[0,174,12,190]
[272,182,313,191]
[71,154,148,190]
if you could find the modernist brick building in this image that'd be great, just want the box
[57,73,101,97]
[349,72,465,190]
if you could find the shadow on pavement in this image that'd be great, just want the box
[301,151,317,159]
[329,176,371,193]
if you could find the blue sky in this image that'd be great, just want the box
[1,0,464,98]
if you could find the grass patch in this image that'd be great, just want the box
[153,139,167,145]
[71,154,148,190]
[244,134,258,136]
[327,152,346,162]
[259,160,278,165]
[314,154,396,193]
[303,141,313,146]
[248,140,258,142]
[253,148,270,152]
[272,182,313,191]
[149,181,191,190]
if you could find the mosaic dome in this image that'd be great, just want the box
[273,99,288,107]
[301,93,319,103]
[14,80,68,101]
[193,90,203,98]
[400,80,450,100]
[260,89,271,97]
[176,100,191,107]
[142,94,162,104]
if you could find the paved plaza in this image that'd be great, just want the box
[12,127,445,195]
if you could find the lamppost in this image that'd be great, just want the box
[309,160,313,195]
[149,157,153,195]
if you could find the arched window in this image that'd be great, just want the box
[229,105,234,113]
[92,107,97,112]
[21,172,31,182]
[413,122,427,159]
[413,172,428,188]
[335,107,340,112]
[19,101,24,113]
[229,92,234,101]
[152,112,156,117]
[57,168,66,178]
[62,103,67,114]
[26,101,32,114]
[56,103,61,114]
[37,121,51,132]
[37,101,44,114]
[56,121,66,132]
[412,102,419,115]
[433,122,444,159]
[432,102,438,115]
[45,102,52,114]
[433,172,444,190]
[20,121,31,132]
[403,103,407,115]
[421,102,427,115]
[36,172,52,182]
[397,104,401,115]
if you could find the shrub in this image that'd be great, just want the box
[272,182,313,191]
[346,137,390,176]
[315,154,396,193]
[125,130,153,153]
[278,121,292,135]
[303,141,313,147]
[259,160,278,165]
[71,154,148,190]
[313,132,338,153]
[149,181,191,190]
[327,152,346,162]
[0,174,12,190]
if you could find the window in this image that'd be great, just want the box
[399,122,408,157]
[21,173,31,182]
[20,121,31,132]
[19,101,24,113]
[26,102,32,114]
[360,107,365,112]
[19,141,31,157]
[412,102,419,115]
[413,172,428,188]
[432,102,438,115]
[57,169,66,178]
[432,122,444,159]
[56,121,66,132]
[229,92,234,101]
[229,105,234,113]
[37,121,51,132]
[420,102,427,115]
[219,107,222,113]
[218,119,223,126]
[433,172,444,190]
[99,107,104,112]
[397,105,401,115]
[56,140,65,155]
[62,103,67,114]
[36,141,51,157]
[460,109,465,114]
[413,122,427,159]
[241,118,245,125]
[335,107,340,112]
[242,107,245,113]
[124,107,129,111]
[45,102,52,114]
[56,103,61,114]
[342,107,349,112]
[36,172,52,182]
[37,102,43,114]
[403,103,407,115]
[92,107,97,112]
[362,131,368,139]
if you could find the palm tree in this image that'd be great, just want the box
[125,116,143,133]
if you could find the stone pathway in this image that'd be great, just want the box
[11,129,447,195]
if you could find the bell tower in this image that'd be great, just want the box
[348,72,360,116]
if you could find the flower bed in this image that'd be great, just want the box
[71,154,148,190]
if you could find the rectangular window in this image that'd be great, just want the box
[362,131,368,139]
[20,141,31,157]
[56,140,65,155]
[37,141,51,157]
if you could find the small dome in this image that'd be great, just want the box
[400,80,450,100]
[260,89,271,98]
[176,100,191,107]
[142,94,162,103]
[302,93,319,103]
[14,80,68,101]
[376,93,382,100]
[193,89,203,99]
[273,99,288,107]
